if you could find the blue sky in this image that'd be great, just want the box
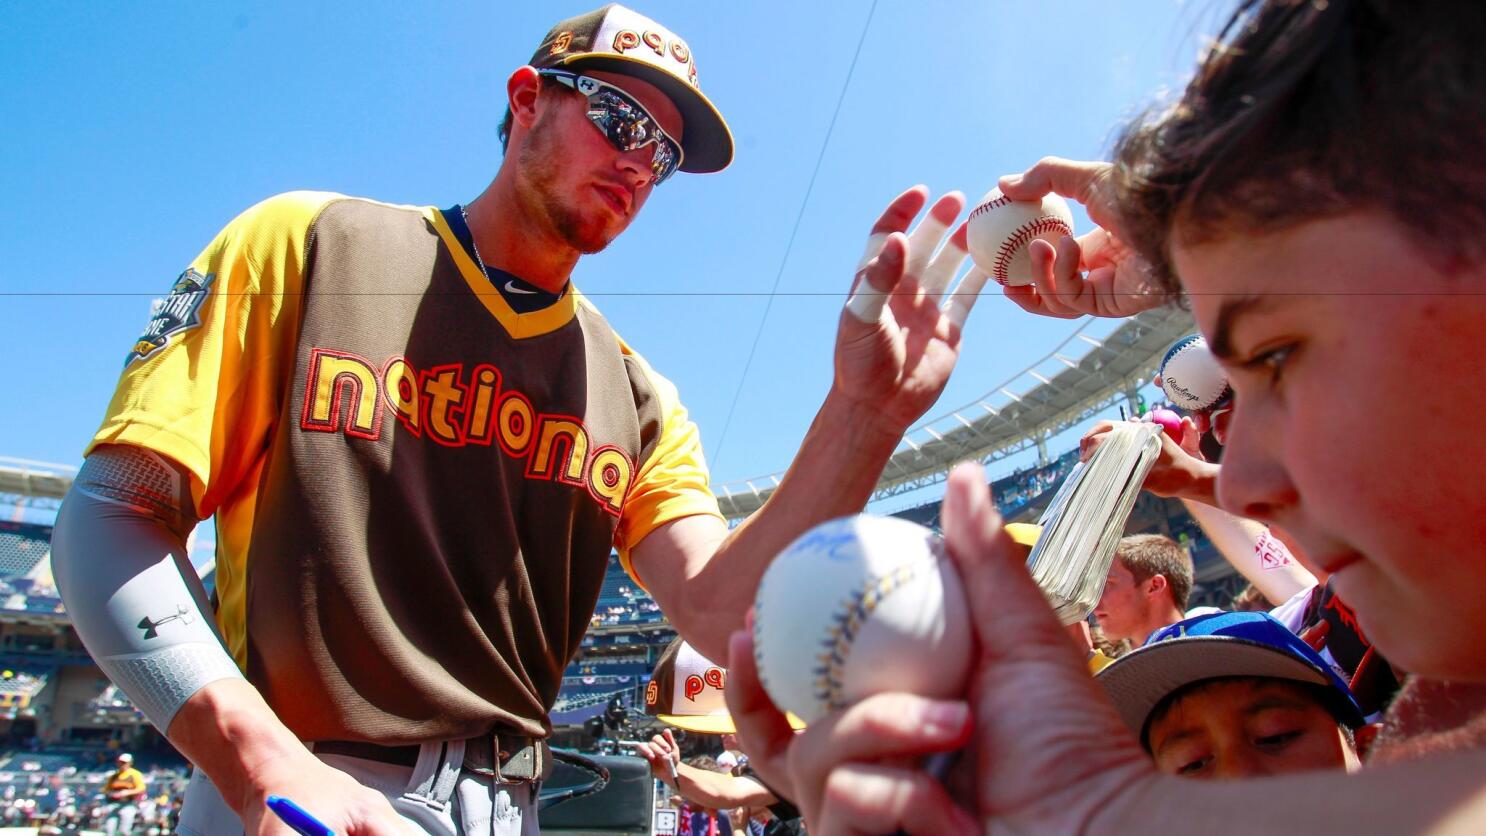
[3,1,1217,524]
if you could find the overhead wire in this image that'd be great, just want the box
[706,0,882,477]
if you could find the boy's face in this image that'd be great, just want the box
[1146,678,1355,779]
[1095,561,1154,644]
[1174,212,1486,680]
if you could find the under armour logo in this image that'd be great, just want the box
[138,605,194,640]
[578,77,598,94]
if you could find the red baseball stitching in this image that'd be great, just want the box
[968,195,1012,220]
[992,216,1072,283]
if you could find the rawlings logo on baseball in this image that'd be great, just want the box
[965,187,1076,286]
[1159,335,1231,412]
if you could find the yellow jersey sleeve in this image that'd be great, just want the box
[88,191,338,515]
[612,348,722,580]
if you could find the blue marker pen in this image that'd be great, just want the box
[266,795,336,836]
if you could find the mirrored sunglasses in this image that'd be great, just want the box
[538,69,683,185]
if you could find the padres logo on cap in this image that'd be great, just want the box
[645,639,735,733]
[644,638,807,734]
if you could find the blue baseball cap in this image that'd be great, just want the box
[1097,611,1366,747]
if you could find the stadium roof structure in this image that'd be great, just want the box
[711,306,1196,521]
[0,458,76,504]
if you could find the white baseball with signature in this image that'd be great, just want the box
[751,515,972,725]
[966,187,1076,286]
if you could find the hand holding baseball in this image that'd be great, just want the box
[997,157,1165,319]
[726,515,978,834]
[725,629,978,835]
[749,516,973,725]
[728,465,1160,833]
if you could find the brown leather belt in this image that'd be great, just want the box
[316,732,550,783]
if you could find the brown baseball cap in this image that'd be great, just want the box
[528,4,733,174]
[644,638,805,733]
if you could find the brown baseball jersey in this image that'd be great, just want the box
[90,191,721,743]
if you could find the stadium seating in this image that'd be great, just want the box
[887,449,1078,531]
[589,556,665,627]
[0,751,74,773]
[0,667,50,714]
[0,522,50,580]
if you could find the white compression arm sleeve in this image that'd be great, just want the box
[51,447,243,734]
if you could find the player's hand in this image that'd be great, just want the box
[238,753,411,835]
[634,730,681,784]
[997,158,1165,319]
[724,630,977,835]
[1080,418,1217,500]
[835,186,990,436]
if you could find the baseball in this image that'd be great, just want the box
[965,187,1076,286]
[751,515,972,725]
[1159,334,1231,412]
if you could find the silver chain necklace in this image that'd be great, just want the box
[459,205,561,302]
[459,205,493,280]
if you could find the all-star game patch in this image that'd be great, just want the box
[127,267,215,366]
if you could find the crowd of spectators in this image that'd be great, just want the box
[0,752,187,834]
[88,685,137,713]
[989,449,1079,513]
[1168,516,1213,556]
[0,670,49,713]
[589,568,666,628]
[0,578,64,617]
[589,599,664,627]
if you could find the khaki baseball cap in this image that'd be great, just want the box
[528,4,733,174]
[1005,523,1043,548]
[645,639,805,733]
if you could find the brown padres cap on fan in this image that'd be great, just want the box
[645,638,737,733]
[645,638,805,733]
[528,4,734,174]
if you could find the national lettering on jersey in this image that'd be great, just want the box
[298,347,635,515]
[127,267,215,366]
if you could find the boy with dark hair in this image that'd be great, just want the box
[1098,612,1364,779]
[1095,533,1194,645]
[727,1,1486,831]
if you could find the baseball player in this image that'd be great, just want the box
[48,5,992,835]
[103,753,148,834]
